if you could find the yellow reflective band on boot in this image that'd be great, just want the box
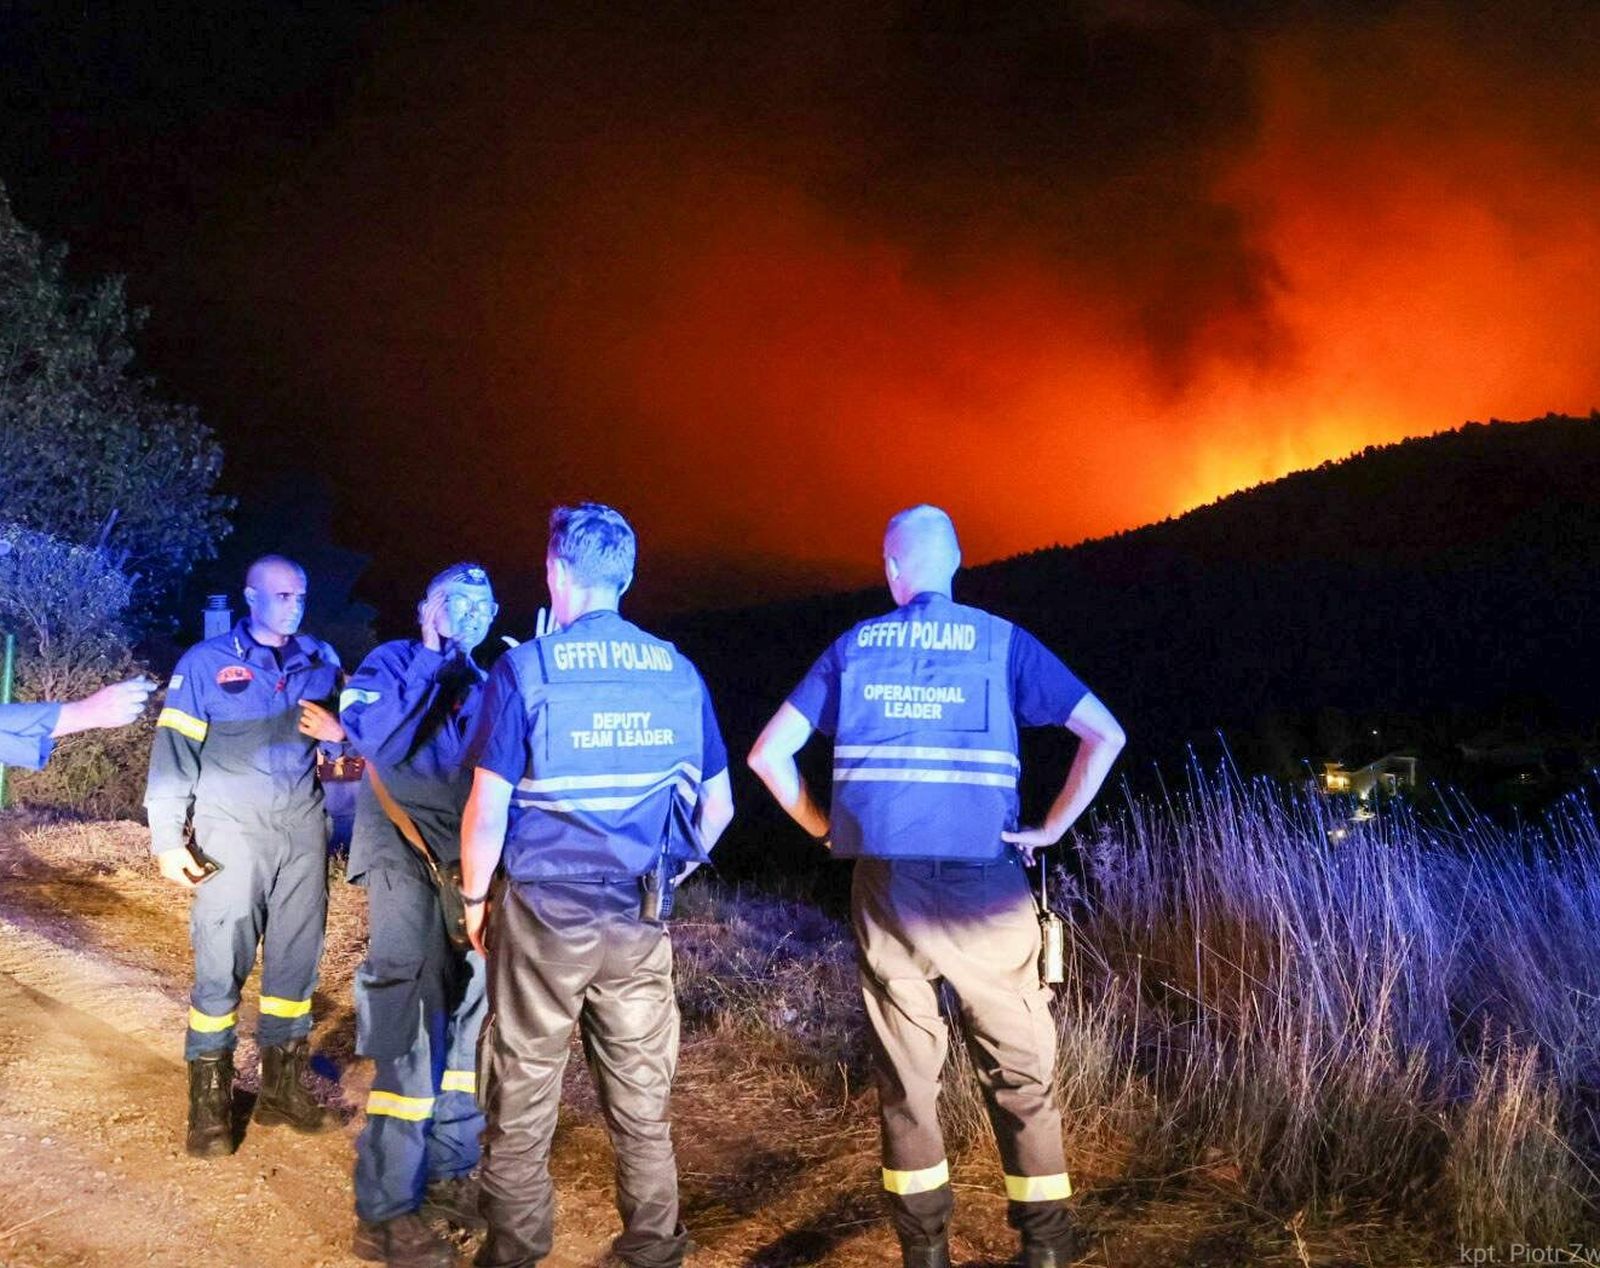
[882,1160,951,1196]
[366,1091,435,1121]
[440,1070,476,1094]
[187,1008,237,1033]
[157,708,208,742]
[259,996,312,1018]
[1004,1173,1073,1202]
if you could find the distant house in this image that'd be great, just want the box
[1321,754,1418,802]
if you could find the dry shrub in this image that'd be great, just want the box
[1,521,150,815]
[1451,1043,1590,1249]
[671,880,864,1081]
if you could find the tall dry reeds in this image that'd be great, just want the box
[1041,771,1597,1246]
[683,772,1600,1253]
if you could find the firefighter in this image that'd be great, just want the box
[342,563,499,1268]
[145,554,346,1158]
[0,678,156,769]
[460,503,734,1268]
[748,505,1125,1268]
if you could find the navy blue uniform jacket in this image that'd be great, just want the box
[340,639,486,882]
[144,620,343,854]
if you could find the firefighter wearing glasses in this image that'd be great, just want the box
[342,563,499,1267]
[749,506,1125,1268]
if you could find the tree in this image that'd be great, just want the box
[0,186,231,622]
[0,520,149,813]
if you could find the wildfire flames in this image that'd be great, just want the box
[259,4,1600,600]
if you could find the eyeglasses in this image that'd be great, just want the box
[444,594,498,618]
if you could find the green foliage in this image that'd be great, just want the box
[0,186,231,621]
[0,520,149,814]
[0,522,131,668]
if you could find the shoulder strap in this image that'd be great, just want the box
[365,764,446,887]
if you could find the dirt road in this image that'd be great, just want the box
[0,818,639,1268]
[0,816,909,1268]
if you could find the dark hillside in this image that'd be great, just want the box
[666,413,1600,876]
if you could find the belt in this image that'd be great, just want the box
[891,856,1015,876]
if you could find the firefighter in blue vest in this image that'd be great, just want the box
[342,563,499,1268]
[749,505,1125,1268]
[0,679,156,770]
[460,503,734,1268]
[145,554,346,1158]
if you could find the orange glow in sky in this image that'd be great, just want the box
[252,5,1600,608]
[472,19,1599,601]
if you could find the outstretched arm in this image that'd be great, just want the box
[747,702,831,842]
[53,678,156,737]
[1001,692,1125,863]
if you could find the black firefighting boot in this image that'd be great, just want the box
[185,1051,236,1158]
[420,1174,487,1231]
[1021,1228,1090,1268]
[352,1211,456,1267]
[901,1239,952,1268]
[253,1038,332,1133]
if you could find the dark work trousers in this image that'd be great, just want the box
[476,880,686,1268]
[185,813,330,1060]
[354,865,488,1223]
[852,855,1074,1250]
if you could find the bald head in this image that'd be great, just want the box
[884,505,961,602]
[245,554,305,591]
[243,555,307,644]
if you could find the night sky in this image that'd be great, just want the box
[3,1,1598,622]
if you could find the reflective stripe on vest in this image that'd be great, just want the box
[513,760,703,811]
[502,612,707,881]
[832,596,1018,861]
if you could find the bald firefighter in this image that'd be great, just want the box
[749,505,1125,1268]
[145,554,345,1157]
[461,503,734,1268]
[342,563,499,1267]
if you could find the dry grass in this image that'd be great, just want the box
[1050,772,1599,1252]
[679,771,1600,1259]
[672,882,864,1083]
[6,774,1599,1262]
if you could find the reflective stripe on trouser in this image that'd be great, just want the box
[353,864,488,1223]
[852,856,1074,1249]
[477,880,686,1268]
[186,815,329,1060]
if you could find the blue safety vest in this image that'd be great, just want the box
[501,610,707,882]
[831,594,1018,861]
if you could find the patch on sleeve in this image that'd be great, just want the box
[340,687,381,711]
[168,675,183,690]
